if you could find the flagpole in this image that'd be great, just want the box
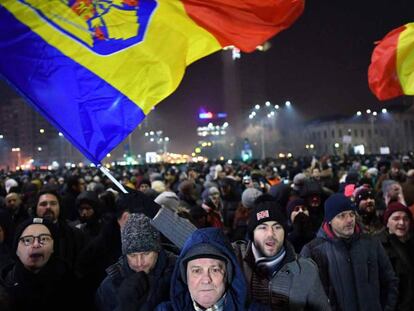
[99,165,129,194]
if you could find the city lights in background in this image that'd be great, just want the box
[355,108,388,117]
[197,122,229,137]
[198,111,228,120]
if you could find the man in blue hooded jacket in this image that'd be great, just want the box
[156,227,268,311]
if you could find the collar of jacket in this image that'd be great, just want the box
[321,221,361,241]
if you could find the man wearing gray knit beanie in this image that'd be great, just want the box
[96,213,176,311]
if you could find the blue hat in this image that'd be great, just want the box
[324,193,356,222]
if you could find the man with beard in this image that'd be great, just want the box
[286,198,315,253]
[376,202,414,311]
[233,201,330,310]
[353,187,384,235]
[301,193,398,311]
[0,218,80,310]
[35,189,85,271]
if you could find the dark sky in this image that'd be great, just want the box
[1,0,414,156]
[149,0,414,153]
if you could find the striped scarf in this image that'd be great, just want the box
[252,243,286,278]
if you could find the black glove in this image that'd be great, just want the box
[117,272,149,311]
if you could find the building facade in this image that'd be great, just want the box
[302,105,414,156]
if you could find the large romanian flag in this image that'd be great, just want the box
[0,0,304,164]
[368,23,414,101]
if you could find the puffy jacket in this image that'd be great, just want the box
[301,223,399,311]
[156,228,269,311]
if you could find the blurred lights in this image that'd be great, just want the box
[265,101,271,107]
[255,104,260,110]
[58,132,64,137]
[39,129,45,134]
[382,108,387,114]
[356,111,362,116]
[366,109,371,114]
[285,101,291,107]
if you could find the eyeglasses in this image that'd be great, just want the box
[19,234,53,246]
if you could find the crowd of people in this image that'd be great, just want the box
[0,153,413,310]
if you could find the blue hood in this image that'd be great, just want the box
[168,228,247,311]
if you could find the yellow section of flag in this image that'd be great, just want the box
[397,23,414,96]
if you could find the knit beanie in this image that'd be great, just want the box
[354,187,374,208]
[324,193,356,223]
[241,188,262,209]
[121,213,161,255]
[154,191,180,211]
[180,243,233,284]
[383,202,412,225]
[247,201,286,239]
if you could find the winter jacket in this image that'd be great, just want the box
[156,228,269,311]
[0,257,80,311]
[376,230,414,311]
[96,249,176,311]
[233,240,330,311]
[301,223,399,311]
[54,220,85,271]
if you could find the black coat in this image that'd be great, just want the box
[376,230,414,311]
[0,257,80,311]
[301,224,399,311]
[96,249,176,311]
[76,217,122,302]
[55,220,85,271]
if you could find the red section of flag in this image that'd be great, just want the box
[368,25,405,101]
[182,0,305,52]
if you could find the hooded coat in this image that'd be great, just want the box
[301,223,399,311]
[156,228,268,311]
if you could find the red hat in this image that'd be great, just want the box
[383,202,412,225]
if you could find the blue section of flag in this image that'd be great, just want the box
[0,6,145,164]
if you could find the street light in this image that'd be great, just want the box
[382,108,387,114]
[356,111,362,116]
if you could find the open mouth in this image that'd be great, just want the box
[29,253,43,260]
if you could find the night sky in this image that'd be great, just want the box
[150,0,414,153]
[1,0,414,156]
